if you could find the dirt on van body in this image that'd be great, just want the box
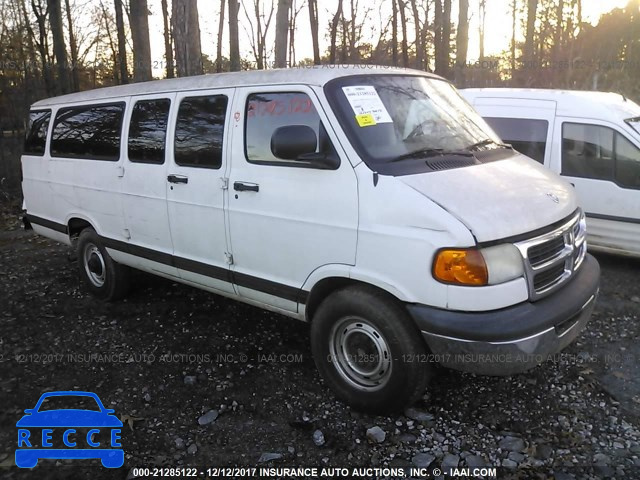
[0,204,639,480]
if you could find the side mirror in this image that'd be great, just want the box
[24,409,34,414]
[104,408,115,414]
[271,125,317,160]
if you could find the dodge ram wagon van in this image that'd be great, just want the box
[462,88,640,258]
[22,67,600,412]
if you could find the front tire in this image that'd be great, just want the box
[77,228,130,301]
[310,285,432,413]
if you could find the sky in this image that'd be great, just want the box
[143,0,631,76]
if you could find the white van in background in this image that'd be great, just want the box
[22,67,600,413]
[462,88,640,257]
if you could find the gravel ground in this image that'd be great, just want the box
[0,205,639,480]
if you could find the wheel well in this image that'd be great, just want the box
[67,218,93,240]
[305,277,402,322]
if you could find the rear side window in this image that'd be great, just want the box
[615,134,640,189]
[24,110,51,156]
[561,123,614,180]
[51,103,125,161]
[245,92,325,165]
[128,99,171,164]
[174,95,228,169]
[483,117,548,163]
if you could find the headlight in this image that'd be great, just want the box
[433,244,524,286]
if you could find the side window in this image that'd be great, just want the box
[128,99,171,164]
[51,103,124,160]
[24,110,51,156]
[483,117,548,163]
[614,133,640,189]
[174,95,227,169]
[245,92,335,165]
[561,123,614,180]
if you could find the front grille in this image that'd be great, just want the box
[528,236,565,267]
[533,263,566,291]
[515,210,587,300]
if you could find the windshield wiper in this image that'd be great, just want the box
[467,139,512,150]
[390,148,474,163]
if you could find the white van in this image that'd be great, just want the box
[462,88,640,257]
[22,67,599,413]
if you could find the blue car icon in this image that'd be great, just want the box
[16,391,124,468]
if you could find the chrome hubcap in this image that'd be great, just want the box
[83,244,106,287]
[330,317,392,391]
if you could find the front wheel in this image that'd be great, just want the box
[310,285,432,413]
[77,228,130,301]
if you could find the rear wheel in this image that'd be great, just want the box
[77,228,130,301]
[310,285,432,413]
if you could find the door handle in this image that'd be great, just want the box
[234,182,259,192]
[167,174,188,184]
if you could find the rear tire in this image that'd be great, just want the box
[310,285,432,413]
[77,228,130,301]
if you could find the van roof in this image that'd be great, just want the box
[462,87,640,123]
[33,66,440,108]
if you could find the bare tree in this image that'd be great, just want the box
[307,0,320,64]
[391,0,398,65]
[398,0,409,67]
[241,0,275,69]
[478,0,486,62]
[47,0,71,93]
[511,0,517,76]
[329,0,343,64]
[409,0,423,69]
[130,0,152,81]
[524,0,537,64]
[216,0,225,72]
[113,0,128,83]
[274,0,291,68]
[64,0,79,90]
[228,0,240,71]
[172,0,203,76]
[160,0,174,78]
[455,0,469,84]
[30,0,54,94]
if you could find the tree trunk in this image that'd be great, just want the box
[130,0,153,81]
[398,0,409,67]
[114,0,129,84]
[47,0,71,94]
[228,0,240,71]
[442,0,451,76]
[391,0,398,65]
[409,0,423,69]
[173,0,203,77]
[216,0,225,72]
[478,0,486,62]
[455,0,469,85]
[511,0,517,78]
[63,0,79,91]
[30,0,54,95]
[329,0,343,64]
[434,0,444,74]
[308,0,320,64]
[161,0,175,78]
[274,0,291,68]
[524,0,537,63]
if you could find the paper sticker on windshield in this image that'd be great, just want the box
[355,113,376,127]
[342,86,393,124]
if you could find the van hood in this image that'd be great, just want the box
[399,154,577,243]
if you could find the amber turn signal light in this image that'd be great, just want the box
[433,249,489,286]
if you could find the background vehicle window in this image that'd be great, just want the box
[245,92,330,164]
[24,110,51,156]
[561,123,614,180]
[483,117,548,163]
[614,133,640,189]
[174,95,227,169]
[128,99,171,164]
[51,104,124,160]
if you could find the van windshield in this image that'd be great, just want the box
[325,75,510,175]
